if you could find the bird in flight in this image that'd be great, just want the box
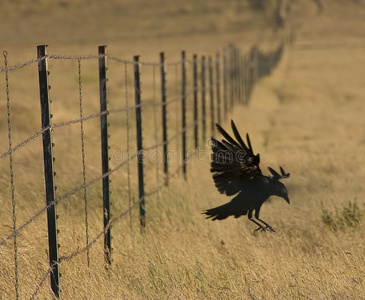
[203,120,290,232]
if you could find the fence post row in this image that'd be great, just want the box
[98,45,112,266]
[3,42,284,297]
[134,55,146,228]
[37,44,61,298]
[160,52,168,185]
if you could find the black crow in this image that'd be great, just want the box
[203,120,290,232]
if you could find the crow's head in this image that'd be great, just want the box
[271,180,290,204]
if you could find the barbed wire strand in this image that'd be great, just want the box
[0,57,39,72]
[0,52,211,74]
[3,50,20,300]
[107,55,182,67]
[0,54,105,73]
[78,58,91,267]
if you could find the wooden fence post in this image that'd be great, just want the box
[37,44,60,298]
[98,45,112,266]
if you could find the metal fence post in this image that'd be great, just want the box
[229,45,234,110]
[201,56,206,143]
[239,47,243,104]
[37,44,60,298]
[160,52,168,185]
[181,51,187,179]
[223,47,228,118]
[193,54,198,149]
[134,55,146,228]
[247,48,254,100]
[238,50,244,104]
[244,52,248,104]
[208,56,215,136]
[98,45,112,266]
[231,45,236,106]
[215,53,221,125]
[252,46,258,87]
[233,45,239,106]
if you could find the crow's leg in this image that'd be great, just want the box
[248,210,265,232]
[254,210,275,232]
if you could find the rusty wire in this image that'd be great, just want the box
[77,58,91,267]
[3,50,20,300]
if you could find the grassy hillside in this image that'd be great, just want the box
[0,0,278,60]
[1,0,365,298]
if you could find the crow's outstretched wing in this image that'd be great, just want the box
[210,120,262,196]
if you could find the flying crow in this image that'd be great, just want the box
[203,120,290,232]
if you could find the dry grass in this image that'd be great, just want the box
[1,0,365,299]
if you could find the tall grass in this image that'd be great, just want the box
[1,0,365,298]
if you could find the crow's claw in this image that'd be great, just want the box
[266,225,275,232]
[254,226,266,233]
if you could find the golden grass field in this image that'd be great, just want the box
[1,0,365,299]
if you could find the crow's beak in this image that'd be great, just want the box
[284,194,290,205]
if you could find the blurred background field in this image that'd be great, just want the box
[1,0,365,299]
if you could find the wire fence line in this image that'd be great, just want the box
[0,41,284,298]
[0,89,195,162]
[0,52,196,74]
[0,107,201,248]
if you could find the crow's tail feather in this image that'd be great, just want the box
[203,202,247,220]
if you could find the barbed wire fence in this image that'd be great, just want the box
[0,41,284,299]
